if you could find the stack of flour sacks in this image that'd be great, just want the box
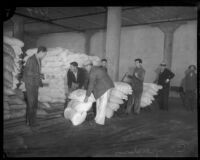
[3,36,24,93]
[24,47,101,105]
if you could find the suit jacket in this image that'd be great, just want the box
[158,68,175,88]
[22,54,41,87]
[67,67,88,89]
[86,66,114,99]
[100,66,107,73]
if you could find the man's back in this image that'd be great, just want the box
[87,66,114,99]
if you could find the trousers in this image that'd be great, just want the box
[24,84,39,125]
[126,88,143,114]
[157,87,169,110]
[95,89,111,125]
[184,90,196,111]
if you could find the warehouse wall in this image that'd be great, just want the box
[36,32,86,53]
[90,26,164,83]
[90,20,197,86]
[171,21,197,86]
[35,20,197,86]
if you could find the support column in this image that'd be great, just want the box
[105,7,122,81]
[84,30,96,55]
[11,15,24,41]
[157,22,184,69]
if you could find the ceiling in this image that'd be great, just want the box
[3,7,197,35]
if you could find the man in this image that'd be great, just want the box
[67,62,88,93]
[155,62,175,111]
[126,58,145,115]
[22,46,47,127]
[101,59,108,72]
[182,65,197,111]
[84,60,114,125]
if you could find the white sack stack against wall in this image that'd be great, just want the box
[25,47,101,105]
[3,36,25,120]
[3,36,24,92]
[64,89,96,126]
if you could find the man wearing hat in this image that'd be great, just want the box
[67,61,88,93]
[155,62,175,110]
[181,65,197,111]
[126,58,145,115]
[83,60,114,125]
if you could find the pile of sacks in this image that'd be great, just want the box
[140,83,162,107]
[106,82,133,118]
[3,89,48,121]
[64,82,133,126]
[25,47,101,105]
[64,89,95,126]
[3,36,24,91]
[3,90,26,120]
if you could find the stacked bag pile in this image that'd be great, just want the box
[106,82,133,118]
[3,91,27,120]
[140,83,162,107]
[3,36,26,120]
[3,36,24,90]
[24,47,101,106]
[64,89,96,126]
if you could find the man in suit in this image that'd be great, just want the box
[155,62,175,110]
[22,46,47,127]
[84,60,114,125]
[67,62,88,93]
[126,58,145,115]
[181,65,197,111]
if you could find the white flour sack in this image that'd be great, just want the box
[109,96,124,105]
[3,43,16,58]
[140,96,152,108]
[68,99,93,112]
[105,106,114,119]
[64,107,87,126]
[114,82,133,95]
[110,88,128,100]
[88,56,101,66]
[3,36,24,48]
[68,89,96,103]
[107,102,120,111]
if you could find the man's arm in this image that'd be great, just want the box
[168,70,175,80]
[67,71,72,89]
[86,70,96,98]
[78,68,86,88]
[165,69,175,83]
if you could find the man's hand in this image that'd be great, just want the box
[72,82,79,89]
[165,79,170,83]
[135,73,138,78]
[40,73,45,80]
[84,96,89,103]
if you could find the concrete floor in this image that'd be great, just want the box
[3,98,198,157]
